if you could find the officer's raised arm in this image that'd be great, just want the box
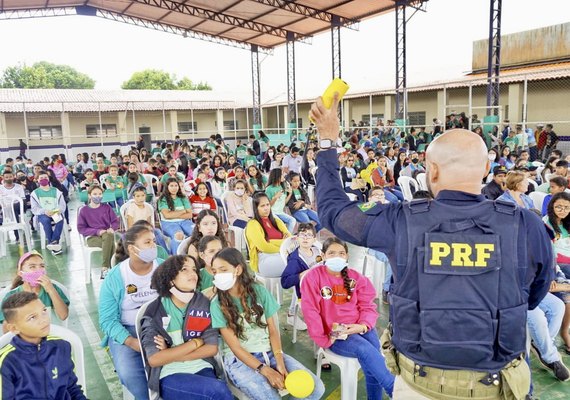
[310,94,398,251]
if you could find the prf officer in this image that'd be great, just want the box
[310,94,553,400]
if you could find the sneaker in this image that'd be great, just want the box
[46,242,62,252]
[67,226,72,232]
[287,314,307,331]
[382,290,390,305]
[546,360,570,382]
[100,268,109,280]
[51,249,62,256]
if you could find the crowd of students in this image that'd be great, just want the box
[0,120,569,399]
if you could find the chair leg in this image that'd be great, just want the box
[292,302,298,344]
[84,251,91,284]
[316,349,324,379]
[340,365,360,400]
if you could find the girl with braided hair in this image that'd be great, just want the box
[209,248,325,400]
[301,237,395,398]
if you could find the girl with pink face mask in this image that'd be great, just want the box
[0,251,69,331]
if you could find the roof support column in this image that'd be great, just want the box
[331,15,341,79]
[395,1,407,122]
[251,44,261,137]
[486,0,502,116]
[286,31,297,141]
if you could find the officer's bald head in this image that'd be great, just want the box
[425,129,490,197]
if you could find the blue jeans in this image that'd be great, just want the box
[527,292,565,363]
[161,219,194,254]
[368,249,392,292]
[329,329,395,399]
[160,369,233,400]
[108,326,149,400]
[37,214,63,243]
[292,209,322,232]
[224,351,325,400]
[275,213,296,233]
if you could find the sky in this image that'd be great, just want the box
[0,0,568,105]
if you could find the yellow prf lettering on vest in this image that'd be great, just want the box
[429,242,495,267]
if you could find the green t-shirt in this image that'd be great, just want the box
[33,187,58,211]
[249,176,268,192]
[198,268,214,292]
[160,173,185,184]
[504,136,519,151]
[211,284,279,355]
[159,297,212,378]
[265,185,285,214]
[158,196,192,222]
[235,145,248,159]
[292,188,302,201]
[244,155,258,168]
[0,285,70,323]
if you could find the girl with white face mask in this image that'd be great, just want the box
[209,248,325,400]
[226,179,254,229]
[300,237,395,398]
[139,255,233,400]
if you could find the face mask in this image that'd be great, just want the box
[134,246,157,263]
[21,269,46,288]
[18,176,27,182]
[213,272,237,291]
[3,179,13,185]
[39,178,50,187]
[488,154,496,161]
[268,152,274,157]
[235,189,245,197]
[169,285,195,304]
[326,257,348,272]
[411,158,419,164]
[91,196,102,205]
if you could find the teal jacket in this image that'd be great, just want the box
[98,258,164,347]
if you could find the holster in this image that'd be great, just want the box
[380,325,400,376]
[499,354,530,400]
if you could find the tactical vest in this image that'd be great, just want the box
[389,198,528,372]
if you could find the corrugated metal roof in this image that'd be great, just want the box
[0,89,240,112]
[0,0,416,52]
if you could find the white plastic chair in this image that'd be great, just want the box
[176,236,193,255]
[220,191,247,253]
[364,249,387,302]
[143,174,159,205]
[38,217,71,250]
[415,172,428,191]
[0,324,87,397]
[244,228,283,304]
[316,347,361,400]
[529,191,548,211]
[397,176,419,202]
[135,301,162,400]
[79,233,102,284]
[0,196,33,256]
[98,173,109,189]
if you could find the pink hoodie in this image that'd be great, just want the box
[300,265,379,348]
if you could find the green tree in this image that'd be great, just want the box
[0,62,95,89]
[122,69,212,90]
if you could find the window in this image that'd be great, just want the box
[361,114,384,125]
[408,112,426,127]
[86,124,117,138]
[28,125,63,140]
[223,120,238,131]
[178,121,197,134]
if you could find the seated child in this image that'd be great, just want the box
[0,291,86,399]
[0,251,69,330]
[280,223,322,330]
[210,248,325,400]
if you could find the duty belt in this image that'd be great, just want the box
[397,352,527,400]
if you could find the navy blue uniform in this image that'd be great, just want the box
[315,148,554,370]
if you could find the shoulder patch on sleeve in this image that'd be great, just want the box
[358,202,377,212]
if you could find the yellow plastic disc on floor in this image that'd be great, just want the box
[285,370,315,398]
